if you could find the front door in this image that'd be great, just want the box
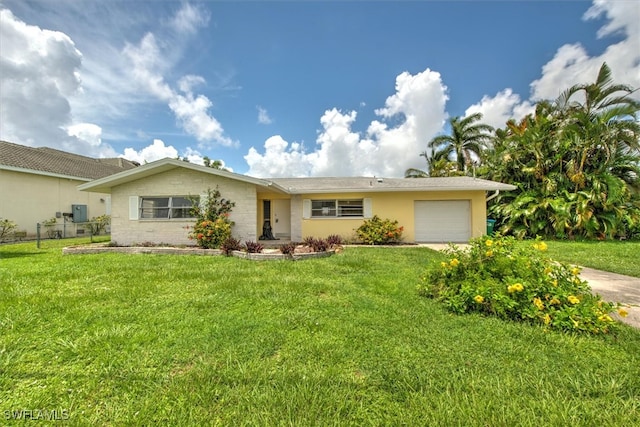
[273,199,291,238]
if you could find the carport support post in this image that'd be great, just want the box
[36,223,41,249]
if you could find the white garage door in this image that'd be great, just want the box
[414,200,471,242]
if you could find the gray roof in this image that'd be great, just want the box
[78,157,516,194]
[78,158,285,193]
[270,176,516,193]
[0,140,139,180]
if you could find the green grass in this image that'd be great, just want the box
[1,239,639,425]
[540,240,640,277]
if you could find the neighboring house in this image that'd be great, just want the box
[0,141,138,237]
[78,158,515,245]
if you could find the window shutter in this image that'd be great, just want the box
[363,198,372,218]
[129,196,139,220]
[302,199,311,219]
[199,193,208,210]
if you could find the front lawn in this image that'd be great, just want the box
[542,240,640,277]
[1,239,639,425]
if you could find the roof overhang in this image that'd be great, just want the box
[78,158,289,194]
[271,177,517,194]
[0,164,92,182]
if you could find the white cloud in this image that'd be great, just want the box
[245,68,449,177]
[123,32,235,147]
[465,0,639,130]
[0,8,116,157]
[122,139,179,164]
[257,106,273,125]
[465,89,535,129]
[169,2,209,35]
[530,0,640,102]
[66,123,104,147]
[245,136,316,177]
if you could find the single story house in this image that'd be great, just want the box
[78,158,515,245]
[0,140,138,237]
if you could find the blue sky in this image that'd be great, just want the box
[1,0,638,177]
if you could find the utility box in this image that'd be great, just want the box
[72,204,88,223]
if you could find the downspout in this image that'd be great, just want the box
[486,190,500,202]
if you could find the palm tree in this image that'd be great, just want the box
[203,156,229,171]
[404,149,455,178]
[485,62,640,239]
[428,113,494,173]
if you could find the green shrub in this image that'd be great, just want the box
[188,187,235,249]
[87,214,110,235]
[0,218,18,242]
[418,234,626,335]
[356,215,404,245]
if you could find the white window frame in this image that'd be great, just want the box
[138,196,199,220]
[310,199,364,218]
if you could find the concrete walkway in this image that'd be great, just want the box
[421,244,640,329]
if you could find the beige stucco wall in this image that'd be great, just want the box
[0,169,109,236]
[110,168,258,246]
[298,190,487,242]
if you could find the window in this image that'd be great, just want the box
[139,196,198,219]
[311,199,363,218]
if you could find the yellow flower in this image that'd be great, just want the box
[618,308,628,318]
[567,295,580,305]
[598,314,613,322]
[450,258,460,267]
[571,267,580,276]
[485,250,494,257]
[440,261,448,268]
[544,267,552,275]
[485,239,493,247]
[550,297,561,306]
[543,314,551,325]
[573,278,581,285]
[474,295,484,303]
[552,279,558,287]
[508,283,524,293]
[533,241,548,251]
[533,297,545,310]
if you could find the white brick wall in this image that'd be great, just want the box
[110,168,257,246]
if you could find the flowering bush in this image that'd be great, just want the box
[418,234,625,335]
[190,218,232,249]
[188,187,235,249]
[356,215,404,245]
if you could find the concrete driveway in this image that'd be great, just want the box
[421,244,640,329]
[579,268,640,329]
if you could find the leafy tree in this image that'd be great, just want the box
[203,156,229,171]
[483,63,640,239]
[0,218,17,242]
[428,113,494,174]
[188,187,236,248]
[405,150,458,178]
